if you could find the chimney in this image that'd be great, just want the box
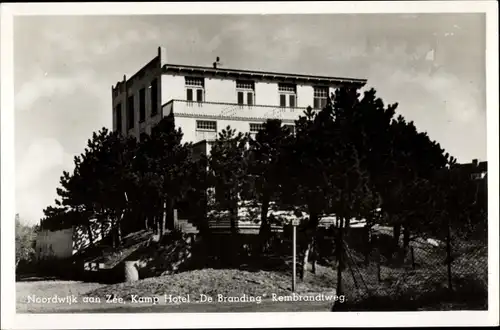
[159,46,168,66]
[472,159,478,167]
[213,56,221,69]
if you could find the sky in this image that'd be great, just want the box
[13,13,486,225]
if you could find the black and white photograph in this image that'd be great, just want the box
[1,2,498,328]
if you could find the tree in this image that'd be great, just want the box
[54,128,138,247]
[381,116,449,256]
[15,214,37,270]
[246,119,291,253]
[209,126,249,234]
[141,117,196,237]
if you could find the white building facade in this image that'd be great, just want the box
[111,46,367,152]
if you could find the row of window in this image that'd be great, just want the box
[115,78,159,133]
[185,77,329,109]
[196,120,295,135]
[115,77,330,133]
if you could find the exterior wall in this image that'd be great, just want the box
[254,81,278,106]
[175,116,198,142]
[204,77,236,103]
[113,47,365,143]
[161,74,186,105]
[161,75,330,109]
[35,228,74,260]
[112,47,167,140]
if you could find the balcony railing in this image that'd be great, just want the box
[163,99,307,123]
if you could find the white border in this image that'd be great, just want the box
[1,2,498,329]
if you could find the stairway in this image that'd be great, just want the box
[174,218,199,234]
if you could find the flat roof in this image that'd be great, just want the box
[163,63,367,87]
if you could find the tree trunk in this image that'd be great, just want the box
[311,235,317,274]
[402,226,410,263]
[393,223,401,249]
[86,223,94,247]
[364,225,371,266]
[301,211,320,281]
[165,198,174,231]
[100,219,107,241]
[257,192,271,255]
[160,201,166,237]
[301,240,312,280]
[114,212,124,247]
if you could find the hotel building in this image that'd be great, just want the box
[111,46,367,156]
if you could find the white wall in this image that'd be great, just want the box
[35,228,74,260]
[297,84,314,108]
[161,75,322,108]
[204,77,236,103]
[254,81,278,106]
[161,75,186,104]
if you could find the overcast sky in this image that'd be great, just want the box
[14,13,486,225]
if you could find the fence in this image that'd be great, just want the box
[331,228,488,311]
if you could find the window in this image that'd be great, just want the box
[139,88,146,122]
[127,95,134,130]
[236,80,255,105]
[247,92,253,106]
[151,79,158,116]
[115,103,122,133]
[280,94,286,107]
[314,86,328,109]
[186,77,204,103]
[196,120,217,131]
[186,77,204,87]
[196,89,203,102]
[278,83,297,108]
[249,123,265,133]
[196,120,217,141]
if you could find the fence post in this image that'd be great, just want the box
[446,220,453,291]
[411,246,415,270]
[376,248,381,283]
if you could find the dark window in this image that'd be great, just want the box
[314,87,328,109]
[151,79,158,116]
[238,92,244,105]
[278,83,296,107]
[280,94,286,107]
[247,92,253,106]
[115,103,122,133]
[127,95,134,130]
[196,89,203,102]
[186,88,193,101]
[139,88,146,122]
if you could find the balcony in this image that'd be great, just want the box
[163,99,307,123]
